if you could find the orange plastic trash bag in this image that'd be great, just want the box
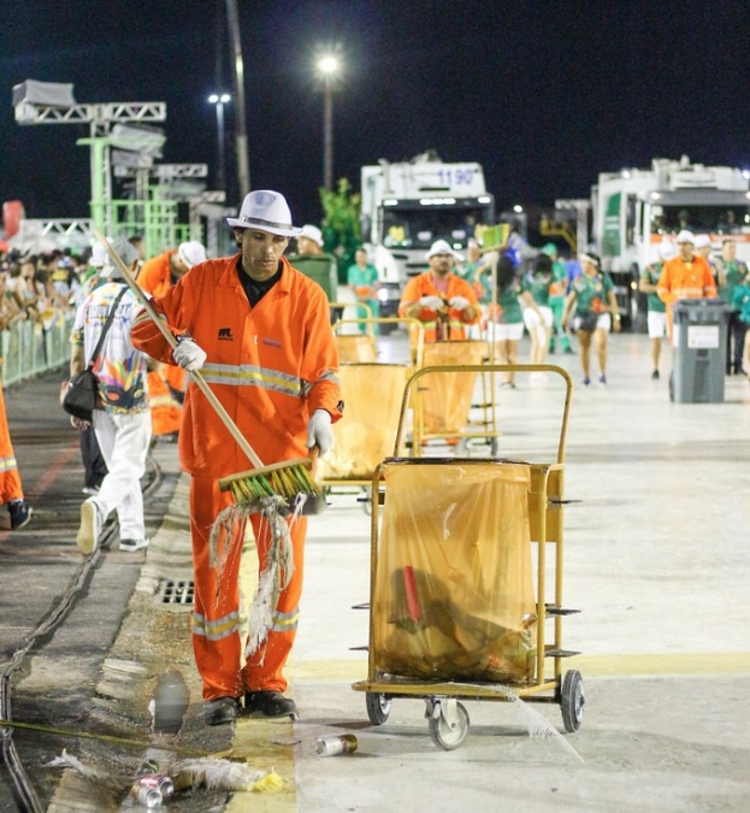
[419,340,487,435]
[372,460,536,683]
[317,364,409,480]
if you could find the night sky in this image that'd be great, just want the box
[1,0,749,233]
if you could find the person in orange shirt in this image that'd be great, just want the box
[131,191,342,726]
[657,230,717,341]
[137,241,207,439]
[398,239,480,342]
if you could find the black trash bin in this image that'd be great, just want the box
[670,298,729,403]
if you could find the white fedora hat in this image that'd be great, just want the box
[226,190,300,236]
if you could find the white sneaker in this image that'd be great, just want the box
[119,537,149,553]
[77,498,102,555]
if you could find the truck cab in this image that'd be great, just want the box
[360,154,495,331]
[593,156,750,328]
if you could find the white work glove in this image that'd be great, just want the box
[449,295,470,311]
[418,295,444,310]
[172,338,207,372]
[307,409,334,456]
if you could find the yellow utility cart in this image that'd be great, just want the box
[352,364,583,749]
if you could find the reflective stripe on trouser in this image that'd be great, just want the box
[190,474,307,701]
[92,410,152,540]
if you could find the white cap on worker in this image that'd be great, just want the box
[101,238,139,278]
[90,240,111,267]
[693,234,711,249]
[298,224,324,248]
[676,229,695,244]
[425,239,464,262]
[226,190,301,236]
[177,240,207,270]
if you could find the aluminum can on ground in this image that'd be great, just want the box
[315,733,358,756]
[138,773,175,799]
[130,782,163,808]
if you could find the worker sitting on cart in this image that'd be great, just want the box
[399,239,480,347]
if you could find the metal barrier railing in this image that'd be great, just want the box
[1,314,73,388]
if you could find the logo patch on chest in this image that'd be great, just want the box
[218,328,233,340]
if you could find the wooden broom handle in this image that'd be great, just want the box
[94,229,265,469]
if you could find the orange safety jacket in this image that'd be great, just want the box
[657,254,717,340]
[0,377,23,505]
[657,255,717,305]
[130,254,342,478]
[398,272,480,343]
[137,250,187,400]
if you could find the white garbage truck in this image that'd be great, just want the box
[360,152,495,331]
[591,155,750,326]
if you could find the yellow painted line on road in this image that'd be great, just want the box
[288,651,750,682]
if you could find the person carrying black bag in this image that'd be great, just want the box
[69,238,153,554]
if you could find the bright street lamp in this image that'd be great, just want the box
[208,93,231,193]
[316,55,340,191]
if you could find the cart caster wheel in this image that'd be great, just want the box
[365,692,391,725]
[428,701,470,750]
[490,437,498,457]
[560,670,585,732]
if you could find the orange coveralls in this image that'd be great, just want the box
[137,251,185,435]
[398,271,480,343]
[657,254,717,340]
[131,255,342,701]
[0,379,24,506]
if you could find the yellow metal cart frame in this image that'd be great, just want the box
[318,318,425,510]
[411,339,500,453]
[352,363,583,749]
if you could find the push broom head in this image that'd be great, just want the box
[217,457,326,515]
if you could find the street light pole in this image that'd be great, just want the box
[323,76,333,191]
[208,93,231,194]
[317,55,339,191]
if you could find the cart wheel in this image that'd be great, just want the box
[490,437,498,457]
[669,371,674,403]
[360,486,372,516]
[428,701,470,750]
[365,692,391,725]
[560,670,585,732]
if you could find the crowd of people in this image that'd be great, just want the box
[391,230,749,388]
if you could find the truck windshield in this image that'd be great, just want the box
[651,205,749,235]
[382,202,494,249]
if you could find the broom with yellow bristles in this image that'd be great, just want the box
[94,229,323,514]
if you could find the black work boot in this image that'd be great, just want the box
[244,690,297,717]
[205,696,239,726]
[8,500,32,530]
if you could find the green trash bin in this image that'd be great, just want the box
[670,298,729,403]
[287,253,339,302]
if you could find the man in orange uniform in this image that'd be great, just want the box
[0,379,32,530]
[131,191,342,725]
[657,230,717,341]
[137,241,207,438]
[398,239,480,341]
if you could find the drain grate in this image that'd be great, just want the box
[159,578,195,607]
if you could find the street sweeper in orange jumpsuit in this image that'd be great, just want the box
[136,241,207,438]
[131,190,342,725]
